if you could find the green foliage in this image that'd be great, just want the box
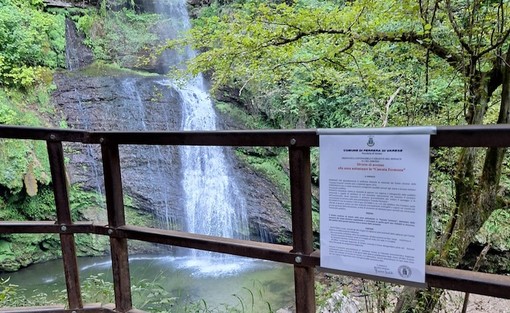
[0,1,65,88]
[315,279,340,309]
[428,148,458,238]
[79,273,185,310]
[215,101,272,129]
[0,234,61,272]
[75,13,96,36]
[81,273,114,304]
[132,278,177,312]
[0,85,57,195]
[476,209,510,251]
[76,8,160,67]
[1,274,276,313]
[0,273,112,308]
[235,147,290,206]
[4,188,56,220]
[0,185,113,271]
[0,278,18,307]
[168,0,473,130]
[0,138,50,194]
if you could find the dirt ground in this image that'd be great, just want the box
[315,273,510,313]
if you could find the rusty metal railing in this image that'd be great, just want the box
[1,125,510,313]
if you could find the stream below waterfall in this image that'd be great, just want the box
[0,254,294,310]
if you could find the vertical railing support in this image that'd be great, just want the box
[289,144,316,313]
[101,143,133,312]
[47,141,83,309]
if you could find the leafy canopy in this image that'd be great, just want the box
[169,0,509,128]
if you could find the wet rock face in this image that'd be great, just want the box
[65,18,94,71]
[52,71,186,227]
[52,69,291,242]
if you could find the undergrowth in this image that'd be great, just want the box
[0,275,279,313]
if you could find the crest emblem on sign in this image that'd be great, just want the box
[367,136,375,147]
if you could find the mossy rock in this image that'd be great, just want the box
[0,240,20,272]
[475,209,510,251]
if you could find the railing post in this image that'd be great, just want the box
[47,141,83,309]
[101,143,132,312]
[289,144,316,313]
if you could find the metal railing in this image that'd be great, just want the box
[1,124,510,313]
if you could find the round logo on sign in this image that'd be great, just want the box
[398,265,412,278]
[367,136,375,147]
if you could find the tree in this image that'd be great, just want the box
[171,0,510,311]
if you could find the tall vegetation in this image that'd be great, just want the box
[168,0,510,311]
[74,5,160,68]
[0,0,108,271]
[0,0,66,194]
[0,0,65,89]
[0,0,65,198]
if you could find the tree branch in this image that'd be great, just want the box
[478,27,510,60]
[262,28,350,48]
[445,0,475,56]
[358,31,464,68]
[260,26,465,70]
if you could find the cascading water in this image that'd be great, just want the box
[64,18,93,71]
[179,82,249,242]
[153,0,250,254]
[64,17,102,197]
[66,0,251,249]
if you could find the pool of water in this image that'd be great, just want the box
[0,253,295,311]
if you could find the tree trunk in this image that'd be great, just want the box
[394,46,510,313]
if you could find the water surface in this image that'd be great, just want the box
[1,254,295,311]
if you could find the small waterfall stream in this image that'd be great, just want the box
[73,89,104,198]
[116,78,179,230]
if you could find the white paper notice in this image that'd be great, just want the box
[319,133,430,284]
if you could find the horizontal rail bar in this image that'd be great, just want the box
[116,225,303,265]
[114,226,510,300]
[0,222,102,234]
[2,124,510,147]
[0,303,113,313]
[426,265,510,299]
[89,130,318,147]
[4,221,510,294]
[431,125,510,147]
[0,125,87,142]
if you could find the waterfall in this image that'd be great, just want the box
[64,18,93,71]
[179,83,249,242]
[152,0,250,248]
[39,2,294,308]
[62,0,253,261]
